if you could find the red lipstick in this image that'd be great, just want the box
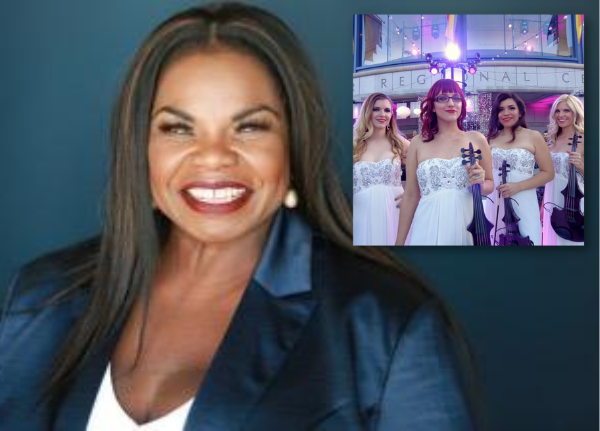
[180,180,252,214]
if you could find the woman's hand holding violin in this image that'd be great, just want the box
[466,161,485,187]
[567,151,584,173]
[496,182,522,199]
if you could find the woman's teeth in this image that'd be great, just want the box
[187,187,246,204]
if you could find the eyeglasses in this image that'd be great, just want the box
[433,95,462,103]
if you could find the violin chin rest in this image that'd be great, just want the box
[554,227,572,241]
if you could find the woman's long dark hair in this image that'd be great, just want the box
[486,92,528,142]
[420,79,467,142]
[38,3,482,425]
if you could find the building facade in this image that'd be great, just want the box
[353,14,584,137]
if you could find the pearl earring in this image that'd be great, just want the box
[283,189,298,208]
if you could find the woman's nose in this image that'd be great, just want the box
[189,136,237,169]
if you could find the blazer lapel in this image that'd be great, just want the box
[184,279,317,430]
[53,334,115,430]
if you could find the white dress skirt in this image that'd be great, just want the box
[484,148,541,245]
[409,157,474,245]
[353,158,410,245]
[541,152,584,246]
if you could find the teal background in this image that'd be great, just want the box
[0,1,597,430]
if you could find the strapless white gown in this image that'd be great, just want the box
[484,148,541,245]
[353,158,407,245]
[409,157,474,245]
[541,152,584,245]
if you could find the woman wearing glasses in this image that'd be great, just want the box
[395,79,493,245]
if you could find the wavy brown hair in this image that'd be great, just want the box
[353,93,406,164]
[486,92,528,143]
[420,79,466,142]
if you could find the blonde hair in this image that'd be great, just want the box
[353,93,406,164]
[547,94,584,147]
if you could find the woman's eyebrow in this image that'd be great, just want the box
[152,106,194,122]
[232,104,280,122]
[152,104,280,123]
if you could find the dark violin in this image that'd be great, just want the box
[461,143,493,246]
[549,132,584,242]
[494,160,534,246]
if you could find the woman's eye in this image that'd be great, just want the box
[237,120,270,133]
[158,122,193,136]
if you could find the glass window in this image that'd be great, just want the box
[467,15,576,59]
[466,15,505,52]
[360,14,449,67]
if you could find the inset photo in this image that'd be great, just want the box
[352,14,585,246]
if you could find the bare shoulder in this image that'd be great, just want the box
[465,131,487,143]
[466,131,490,151]
[410,134,424,146]
[524,128,544,140]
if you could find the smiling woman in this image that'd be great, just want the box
[353,92,410,245]
[542,94,585,246]
[148,50,289,245]
[0,3,477,430]
[395,79,494,246]
[484,92,554,246]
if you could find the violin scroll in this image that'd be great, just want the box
[461,147,482,165]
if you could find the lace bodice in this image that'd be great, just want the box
[551,152,584,184]
[353,158,402,194]
[416,157,470,197]
[491,148,535,176]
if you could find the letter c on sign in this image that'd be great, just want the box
[562,73,570,83]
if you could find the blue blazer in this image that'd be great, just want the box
[0,235,474,430]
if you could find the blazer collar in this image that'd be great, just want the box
[254,208,312,297]
[55,209,317,430]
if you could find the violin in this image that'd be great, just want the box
[461,143,493,246]
[494,160,534,246]
[549,132,584,242]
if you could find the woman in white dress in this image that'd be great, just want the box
[483,93,554,246]
[353,93,410,245]
[395,79,493,246]
[542,95,585,246]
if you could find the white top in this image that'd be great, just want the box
[87,364,195,431]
